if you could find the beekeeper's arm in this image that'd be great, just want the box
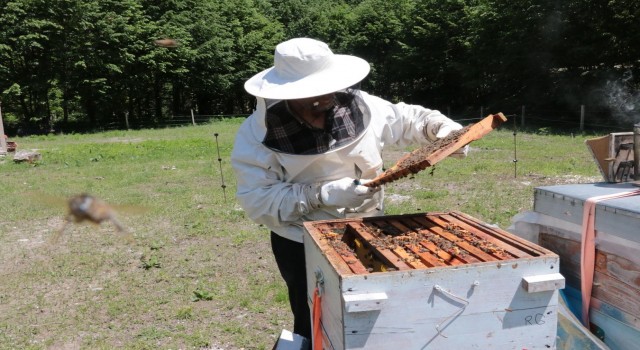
[362,92,468,157]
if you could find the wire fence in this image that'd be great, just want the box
[446,105,638,134]
[103,111,246,131]
[98,104,638,134]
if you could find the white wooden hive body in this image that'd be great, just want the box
[304,211,563,350]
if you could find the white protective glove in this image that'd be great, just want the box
[428,119,463,140]
[319,177,379,208]
[426,119,468,158]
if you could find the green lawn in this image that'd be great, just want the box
[0,119,602,349]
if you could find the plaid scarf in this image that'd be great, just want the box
[262,92,365,155]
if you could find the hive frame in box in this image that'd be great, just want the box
[304,211,564,350]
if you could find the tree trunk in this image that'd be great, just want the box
[154,74,162,123]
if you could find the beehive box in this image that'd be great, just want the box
[303,211,564,350]
[510,183,640,349]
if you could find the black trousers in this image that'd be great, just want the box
[270,232,311,339]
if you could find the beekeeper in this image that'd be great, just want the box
[231,37,466,339]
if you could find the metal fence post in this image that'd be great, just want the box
[580,105,585,131]
[0,101,7,154]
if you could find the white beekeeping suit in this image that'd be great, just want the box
[230,37,468,341]
[231,38,466,243]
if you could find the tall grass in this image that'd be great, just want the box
[0,119,602,349]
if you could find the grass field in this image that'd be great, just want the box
[0,118,602,349]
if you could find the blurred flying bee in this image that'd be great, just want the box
[31,192,145,244]
[54,193,128,241]
[153,38,180,48]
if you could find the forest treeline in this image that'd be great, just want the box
[1,0,639,134]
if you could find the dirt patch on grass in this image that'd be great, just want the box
[98,137,145,144]
[0,210,288,349]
